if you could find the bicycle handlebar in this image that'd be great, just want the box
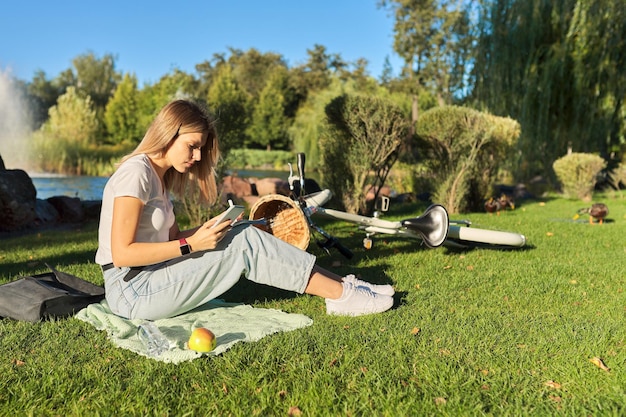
[317,236,354,259]
[334,240,354,259]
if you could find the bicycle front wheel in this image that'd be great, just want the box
[446,225,526,249]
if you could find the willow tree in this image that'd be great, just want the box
[567,0,626,159]
[470,0,625,182]
[469,0,575,180]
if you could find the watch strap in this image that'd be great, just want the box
[179,238,191,255]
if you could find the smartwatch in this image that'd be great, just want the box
[179,238,191,255]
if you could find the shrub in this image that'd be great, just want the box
[552,152,607,201]
[609,162,626,189]
[224,149,294,170]
[415,106,520,214]
[319,94,410,214]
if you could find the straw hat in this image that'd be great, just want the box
[249,194,310,250]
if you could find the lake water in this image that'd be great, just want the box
[32,176,109,201]
[31,169,288,201]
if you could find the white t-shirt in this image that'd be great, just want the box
[95,154,176,265]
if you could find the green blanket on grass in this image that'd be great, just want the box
[75,299,313,363]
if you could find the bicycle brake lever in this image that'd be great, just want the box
[287,163,298,192]
[297,153,306,196]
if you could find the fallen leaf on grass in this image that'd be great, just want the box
[11,359,25,366]
[288,406,302,416]
[411,327,420,335]
[443,265,452,270]
[434,397,447,406]
[544,380,562,389]
[546,232,554,237]
[589,357,610,372]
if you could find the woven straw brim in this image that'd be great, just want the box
[249,194,310,250]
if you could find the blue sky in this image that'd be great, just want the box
[0,0,404,85]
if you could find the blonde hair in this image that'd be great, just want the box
[121,100,219,204]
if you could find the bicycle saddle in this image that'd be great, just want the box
[402,204,449,248]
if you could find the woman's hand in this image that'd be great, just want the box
[186,213,241,252]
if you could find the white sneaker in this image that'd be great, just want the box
[326,282,394,316]
[342,274,395,296]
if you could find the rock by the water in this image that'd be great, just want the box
[0,168,37,231]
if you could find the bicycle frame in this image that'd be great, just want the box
[288,154,526,253]
[303,190,526,250]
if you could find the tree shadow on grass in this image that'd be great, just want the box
[0,221,99,280]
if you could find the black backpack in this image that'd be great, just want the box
[0,263,105,322]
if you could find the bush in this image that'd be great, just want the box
[415,106,520,214]
[609,162,626,189]
[224,149,294,170]
[30,132,132,176]
[319,94,410,214]
[553,152,607,201]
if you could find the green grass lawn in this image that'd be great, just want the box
[1,193,624,416]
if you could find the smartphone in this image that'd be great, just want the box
[211,203,245,229]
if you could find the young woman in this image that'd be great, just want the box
[95,100,394,320]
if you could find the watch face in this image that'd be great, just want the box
[180,244,191,255]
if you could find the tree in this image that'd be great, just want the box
[104,73,142,145]
[291,44,338,93]
[469,0,625,182]
[228,48,288,99]
[195,53,227,98]
[41,86,98,145]
[567,0,626,159]
[207,65,250,156]
[380,0,474,114]
[246,70,290,150]
[71,51,121,110]
[380,56,394,85]
[25,70,66,129]
[135,69,202,137]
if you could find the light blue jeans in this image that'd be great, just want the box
[102,225,316,320]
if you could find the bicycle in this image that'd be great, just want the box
[249,153,526,259]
